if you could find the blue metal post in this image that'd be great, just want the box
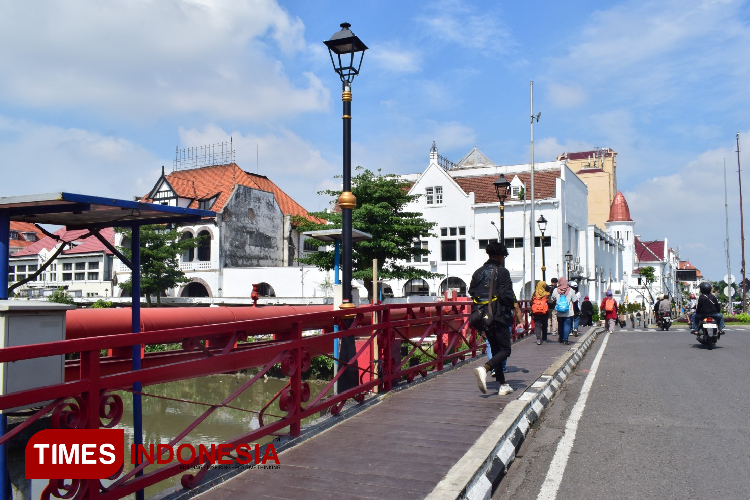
[0,211,10,500]
[333,239,341,389]
[131,227,144,500]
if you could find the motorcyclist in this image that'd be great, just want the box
[685,293,697,327]
[657,294,672,328]
[691,282,725,335]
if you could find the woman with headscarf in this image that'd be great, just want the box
[551,276,577,345]
[580,295,594,327]
[531,280,550,345]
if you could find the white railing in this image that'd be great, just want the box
[179,261,216,271]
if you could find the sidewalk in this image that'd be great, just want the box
[192,327,602,500]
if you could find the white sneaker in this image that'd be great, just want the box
[498,384,514,396]
[474,366,488,394]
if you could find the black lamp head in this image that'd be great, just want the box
[324,22,368,84]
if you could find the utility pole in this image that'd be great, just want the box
[725,159,733,314]
[738,133,746,313]
[530,81,539,290]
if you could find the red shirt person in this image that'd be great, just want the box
[600,290,618,333]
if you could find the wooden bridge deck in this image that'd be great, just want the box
[200,333,582,500]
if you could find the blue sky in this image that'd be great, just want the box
[0,0,748,281]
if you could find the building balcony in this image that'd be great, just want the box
[179,261,215,271]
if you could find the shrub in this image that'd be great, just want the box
[592,303,600,323]
[48,287,74,305]
[91,299,113,308]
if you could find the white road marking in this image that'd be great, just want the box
[536,331,611,500]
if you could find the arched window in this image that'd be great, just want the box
[403,278,430,297]
[180,233,194,262]
[197,230,211,261]
[439,277,467,297]
[257,283,275,297]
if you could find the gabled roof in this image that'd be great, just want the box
[608,191,633,222]
[635,238,665,262]
[455,147,495,169]
[453,170,561,204]
[142,163,315,221]
[13,228,115,257]
[9,221,42,251]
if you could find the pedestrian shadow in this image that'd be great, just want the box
[690,343,723,350]
[504,366,530,374]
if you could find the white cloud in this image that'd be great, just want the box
[368,43,422,74]
[534,137,595,163]
[547,83,587,108]
[0,0,327,121]
[417,0,515,54]
[177,124,337,211]
[545,0,750,110]
[624,130,750,280]
[0,115,163,200]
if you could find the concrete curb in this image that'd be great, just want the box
[425,327,604,500]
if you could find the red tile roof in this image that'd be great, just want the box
[143,163,318,221]
[608,191,633,222]
[635,238,665,262]
[13,228,114,257]
[453,170,561,203]
[9,222,42,252]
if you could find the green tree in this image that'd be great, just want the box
[638,266,657,303]
[117,225,201,307]
[297,167,441,295]
[48,287,75,305]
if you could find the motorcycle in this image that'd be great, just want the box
[696,317,721,349]
[656,313,672,331]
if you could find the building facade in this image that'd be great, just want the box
[386,144,623,303]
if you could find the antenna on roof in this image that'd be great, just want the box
[257,143,259,174]
[173,140,236,171]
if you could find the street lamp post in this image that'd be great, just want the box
[324,22,367,311]
[537,214,547,282]
[324,22,367,393]
[493,174,511,245]
[565,250,573,280]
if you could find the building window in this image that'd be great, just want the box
[87,272,98,280]
[88,262,99,270]
[425,186,443,205]
[75,273,85,281]
[303,238,320,252]
[63,263,72,271]
[16,265,26,273]
[534,237,552,247]
[404,278,430,296]
[9,230,19,240]
[63,273,72,281]
[478,239,498,250]
[181,233,194,262]
[512,186,520,198]
[8,274,14,283]
[409,241,428,262]
[23,232,37,242]
[50,273,56,281]
[197,230,211,261]
[75,262,86,270]
[441,240,466,262]
[505,238,524,248]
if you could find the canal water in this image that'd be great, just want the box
[11,373,333,500]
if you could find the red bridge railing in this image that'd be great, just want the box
[0,300,532,500]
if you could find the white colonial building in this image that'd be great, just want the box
[385,144,625,303]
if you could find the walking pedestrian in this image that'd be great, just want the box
[531,280,550,345]
[630,313,635,328]
[571,281,581,336]
[600,290,618,333]
[551,277,576,345]
[469,242,522,396]
[580,295,594,326]
[548,278,558,335]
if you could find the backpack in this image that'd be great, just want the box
[555,293,570,313]
[531,296,548,315]
[604,298,615,312]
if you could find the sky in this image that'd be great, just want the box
[0,0,749,281]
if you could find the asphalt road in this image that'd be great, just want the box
[495,325,750,500]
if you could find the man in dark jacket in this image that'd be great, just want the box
[469,241,522,396]
[691,282,725,334]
